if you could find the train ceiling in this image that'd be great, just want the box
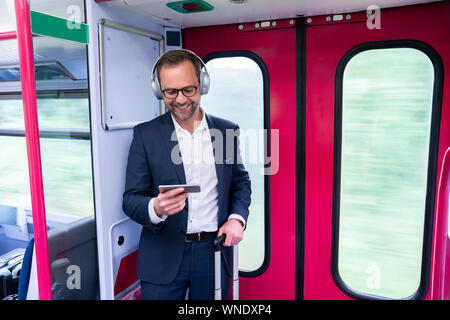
[0,0,443,90]
[104,0,444,29]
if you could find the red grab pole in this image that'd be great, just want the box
[0,31,17,40]
[14,0,52,300]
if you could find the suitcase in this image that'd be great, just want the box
[0,248,25,299]
[213,234,239,300]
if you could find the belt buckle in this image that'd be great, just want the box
[184,232,207,242]
[184,232,199,242]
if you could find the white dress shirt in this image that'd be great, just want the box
[148,110,245,232]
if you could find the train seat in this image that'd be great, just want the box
[16,216,99,299]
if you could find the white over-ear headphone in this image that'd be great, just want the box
[151,49,210,100]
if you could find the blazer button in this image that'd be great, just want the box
[184,205,188,211]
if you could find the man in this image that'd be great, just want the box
[122,49,251,300]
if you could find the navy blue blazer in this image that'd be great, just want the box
[122,111,251,284]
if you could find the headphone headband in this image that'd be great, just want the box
[151,49,210,100]
[151,49,208,79]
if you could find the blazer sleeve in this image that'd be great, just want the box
[229,125,252,223]
[122,125,163,232]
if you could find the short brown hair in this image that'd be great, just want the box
[155,49,202,83]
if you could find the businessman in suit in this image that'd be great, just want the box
[122,49,251,300]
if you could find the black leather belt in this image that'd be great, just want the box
[184,231,217,242]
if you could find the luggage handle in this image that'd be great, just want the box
[214,234,226,251]
[214,234,239,300]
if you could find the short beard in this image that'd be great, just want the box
[168,101,199,122]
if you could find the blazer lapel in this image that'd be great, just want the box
[158,112,186,185]
[206,114,225,214]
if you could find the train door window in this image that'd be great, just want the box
[202,52,269,275]
[333,45,440,299]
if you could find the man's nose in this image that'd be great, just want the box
[175,91,188,104]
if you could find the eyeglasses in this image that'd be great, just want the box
[161,85,199,99]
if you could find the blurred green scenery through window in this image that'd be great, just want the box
[203,55,266,273]
[337,48,435,299]
[0,96,94,219]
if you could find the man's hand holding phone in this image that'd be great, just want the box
[154,187,188,217]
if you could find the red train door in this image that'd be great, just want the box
[184,20,297,299]
[304,2,450,299]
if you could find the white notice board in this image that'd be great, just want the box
[99,19,164,130]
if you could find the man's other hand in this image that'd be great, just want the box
[217,219,244,247]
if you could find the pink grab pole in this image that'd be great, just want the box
[14,0,52,300]
[0,31,17,40]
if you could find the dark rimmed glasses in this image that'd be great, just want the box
[161,85,199,99]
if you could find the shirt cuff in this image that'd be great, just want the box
[228,214,246,229]
[148,198,168,225]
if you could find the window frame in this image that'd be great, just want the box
[331,40,444,300]
[202,50,271,277]
[0,89,91,140]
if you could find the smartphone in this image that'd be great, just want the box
[158,184,201,193]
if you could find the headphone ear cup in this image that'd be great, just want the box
[151,76,163,100]
[199,70,210,95]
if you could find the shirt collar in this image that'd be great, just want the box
[170,108,208,134]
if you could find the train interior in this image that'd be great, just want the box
[0,0,449,300]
